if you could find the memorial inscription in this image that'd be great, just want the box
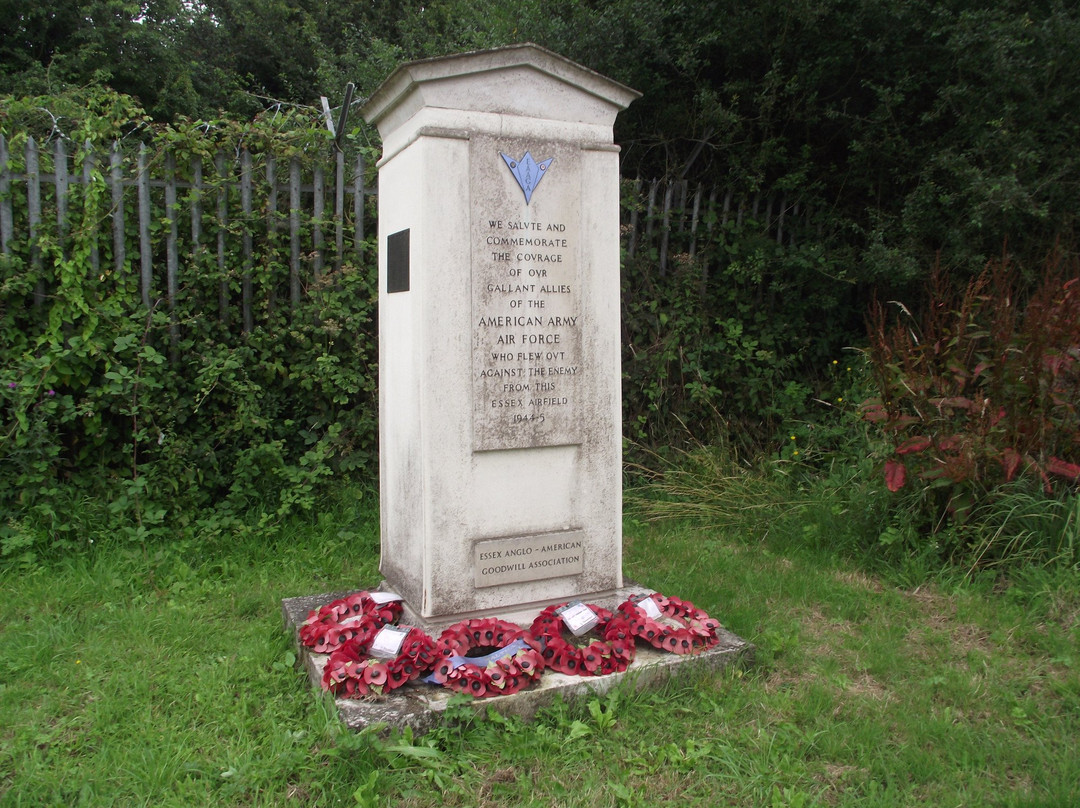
[473,137,582,450]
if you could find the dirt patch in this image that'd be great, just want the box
[834,569,885,593]
[904,585,956,618]
[762,669,806,694]
[800,606,855,644]
[846,672,890,701]
[813,761,873,805]
[949,621,994,656]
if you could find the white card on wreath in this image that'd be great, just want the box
[369,625,410,658]
[556,601,599,636]
[370,592,405,604]
[635,595,662,619]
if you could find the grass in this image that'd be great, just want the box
[1,481,1079,807]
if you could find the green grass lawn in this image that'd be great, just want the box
[1,487,1078,807]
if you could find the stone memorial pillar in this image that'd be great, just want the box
[363,44,639,626]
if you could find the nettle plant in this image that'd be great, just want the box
[862,256,1080,526]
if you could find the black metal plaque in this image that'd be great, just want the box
[387,228,410,293]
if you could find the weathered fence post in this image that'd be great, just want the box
[54,139,69,260]
[165,151,179,350]
[334,149,345,271]
[215,152,229,323]
[0,135,11,256]
[137,143,153,307]
[289,157,301,306]
[27,137,43,306]
[241,149,254,333]
[313,163,325,280]
[265,156,278,317]
[110,142,125,277]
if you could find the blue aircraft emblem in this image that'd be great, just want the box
[500,151,553,204]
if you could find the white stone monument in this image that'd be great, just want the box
[363,44,639,627]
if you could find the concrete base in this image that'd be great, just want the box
[281,585,754,734]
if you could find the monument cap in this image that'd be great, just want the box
[362,42,641,132]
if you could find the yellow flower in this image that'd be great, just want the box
[837,397,843,403]
[790,435,796,440]
[793,450,800,456]
[832,359,838,365]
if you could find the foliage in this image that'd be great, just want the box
[0,91,377,555]
[4,2,1080,484]
[6,1,1080,280]
[862,255,1080,544]
[621,200,856,452]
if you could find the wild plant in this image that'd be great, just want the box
[862,253,1080,551]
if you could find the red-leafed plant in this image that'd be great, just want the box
[863,253,1080,529]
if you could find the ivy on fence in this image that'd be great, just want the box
[1,96,380,550]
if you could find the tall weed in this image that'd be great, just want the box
[864,256,1080,502]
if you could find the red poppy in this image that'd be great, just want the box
[363,662,388,685]
[582,651,602,673]
[496,655,521,676]
[432,659,454,683]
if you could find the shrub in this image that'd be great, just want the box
[620,206,858,455]
[0,91,378,556]
[862,253,1080,534]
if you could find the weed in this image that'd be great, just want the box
[863,257,1080,546]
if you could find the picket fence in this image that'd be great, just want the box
[0,133,812,332]
[624,176,815,276]
[0,134,369,334]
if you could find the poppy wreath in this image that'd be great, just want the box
[321,626,438,698]
[431,618,545,698]
[617,593,722,654]
[298,592,403,655]
[529,603,637,676]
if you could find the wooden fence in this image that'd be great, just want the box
[0,134,370,333]
[624,177,816,276]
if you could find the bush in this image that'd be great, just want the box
[620,207,858,455]
[0,91,378,557]
[861,253,1080,552]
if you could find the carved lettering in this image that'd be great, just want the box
[473,138,582,450]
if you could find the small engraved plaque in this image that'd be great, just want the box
[474,529,585,588]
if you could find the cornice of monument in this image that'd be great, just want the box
[362,42,641,131]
